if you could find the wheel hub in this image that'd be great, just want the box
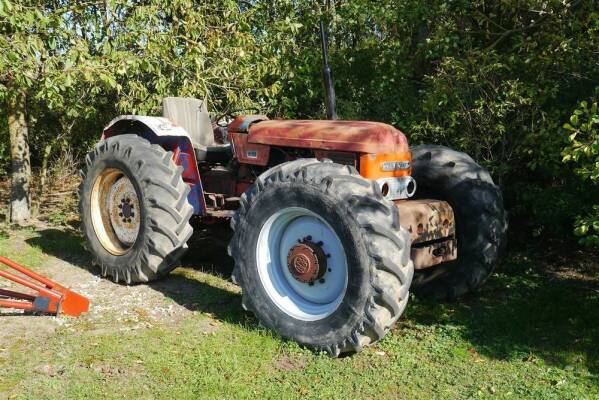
[287,240,327,283]
[106,175,140,247]
[256,208,348,320]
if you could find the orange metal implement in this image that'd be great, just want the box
[0,256,89,317]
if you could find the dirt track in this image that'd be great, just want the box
[0,227,234,350]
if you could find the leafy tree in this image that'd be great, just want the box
[0,0,598,249]
[0,1,120,223]
[0,0,299,223]
[562,93,599,248]
[267,0,599,241]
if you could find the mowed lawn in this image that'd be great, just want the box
[0,226,597,399]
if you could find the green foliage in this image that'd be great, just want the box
[1,0,598,246]
[268,0,599,243]
[0,0,300,165]
[562,96,599,182]
[562,94,599,248]
[573,206,599,248]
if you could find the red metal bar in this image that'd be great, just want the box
[0,299,34,311]
[0,288,36,301]
[0,256,57,288]
[0,269,62,300]
[0,256,90,317]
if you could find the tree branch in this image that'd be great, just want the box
[485,0,583,51]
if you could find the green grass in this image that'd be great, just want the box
[0,228,597,399]
[0,227,47,269]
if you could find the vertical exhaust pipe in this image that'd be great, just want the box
[320,19,337,120]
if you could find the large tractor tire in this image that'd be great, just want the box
[229,159,414,356]
[79,134,193,284]
[410,145,508,300]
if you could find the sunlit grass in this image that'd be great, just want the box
[0,228,597,399]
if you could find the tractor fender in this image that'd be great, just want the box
[102,115,206,215]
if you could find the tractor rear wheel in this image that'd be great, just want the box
[229,159,413,356]
[409,145,508,299]
[79,134,193,284]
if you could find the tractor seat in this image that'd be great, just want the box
[162,97,231,163]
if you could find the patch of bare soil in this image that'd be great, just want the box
[0,247,217,350]
[542,249,599,290]
[273,353,307,372]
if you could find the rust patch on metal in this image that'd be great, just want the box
[396,199,457,269]
[396,199,455,244]
[229,132,270,166]
[410,239,457,270]
[248,120,409,154]
[286,242,327,283]
[107,176,140,246]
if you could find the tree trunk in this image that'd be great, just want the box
[36,142,53,215]
[7,89,31,224]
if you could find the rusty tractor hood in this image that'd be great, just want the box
[247,120,409,154]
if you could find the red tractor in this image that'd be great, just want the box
[79,102,506,355]
[79,27,507,356]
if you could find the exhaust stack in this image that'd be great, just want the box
[320,19,337,120]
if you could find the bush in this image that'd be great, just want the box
[1,1,598,248]
[562,94,599,248]
[271,0,599,247]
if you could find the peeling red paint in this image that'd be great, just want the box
[229,132,270,166]
[248,120,409,154]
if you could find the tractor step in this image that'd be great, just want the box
[0,256,89,317]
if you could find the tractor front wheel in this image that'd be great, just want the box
[229,159,413,356]
[409,145,508,299]
[79,134,193,284]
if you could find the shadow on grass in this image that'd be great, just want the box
[148,272,250,327]
[25,228,92,270]
[25,227,249,327]
[409,252,599,374]
[148,223,249,325]
[27,228,599,373]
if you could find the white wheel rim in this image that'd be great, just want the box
[256,207,348,321]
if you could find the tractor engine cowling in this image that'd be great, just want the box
[243,119,414,200]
